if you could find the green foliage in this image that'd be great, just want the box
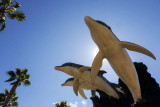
[0,0,26,31]
[2,67,30,107]
[5,89,9,95]
[0,23,5,31]
[55,101,70,107]
[8,11,25,21]
[7,71,16,77]
[16,67,21,76]
[23,80,31,86]
[6,67,31,86]
[0,88,18,107]
[0,93,5,104]
[5,71,17,82]
[5,77,16,82]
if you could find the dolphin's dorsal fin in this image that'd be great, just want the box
[99,70,107,75]
[120,41,156,60]
[79,88,87,99]
[79,66,91,72]
[73,78,80,96]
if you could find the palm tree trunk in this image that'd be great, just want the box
[91,90,96,107]
[2,79,20,107]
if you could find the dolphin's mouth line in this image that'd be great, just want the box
[61,84,65,86]
[54,66,61,70]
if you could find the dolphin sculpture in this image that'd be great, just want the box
[62,77,124,99]
[61,77,96,99]
[54,63,119,99]
[84,16,156,103]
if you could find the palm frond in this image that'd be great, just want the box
[15,11,26,21]
[7,12,16,19]
[0,93,5,102]
[11,81,16,85]
[0,23,5,31]
[0,18,4,24]
[23,80,31,86]
[12,97,18,101]
[24,74,30,79]
[5,77,16,82]
[12,101,18,106]
[7,71,16,78]
[12,2,21,9]
[6,7,16,13]
[16,67,21,76]
[1,0,11,5]
[5,88,9,95]
[21,69,28,76]
[8,11,26,21]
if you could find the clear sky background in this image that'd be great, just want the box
[0,0,160,107]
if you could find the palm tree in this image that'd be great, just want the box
[0,88,18,107]
[55,101,70,107]
[2,67,31,107]
[0,0,26,31]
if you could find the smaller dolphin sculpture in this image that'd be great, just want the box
[62,77,124,99]
[55,63,119,99]
[84,16,156,103]
[62,77,96,99]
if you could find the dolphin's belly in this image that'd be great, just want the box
[79,81,96,90]
[101,40,121,58]
[80,71,119,98]
[95,77,119,98]
[107,49,141,95]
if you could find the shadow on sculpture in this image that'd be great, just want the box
[91,62,160,107]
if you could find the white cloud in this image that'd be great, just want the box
[81,100,87,105]
[52,102,58,105]
[69,102,78,107]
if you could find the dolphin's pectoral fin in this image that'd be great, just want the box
[73,78,80,96]
[79,66,91,72]
[91,51,103,84]
[120,41,156,60]
[79,88,87,99]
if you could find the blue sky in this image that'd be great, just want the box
[0,0,160,107]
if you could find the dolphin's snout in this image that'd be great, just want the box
[84,16,97,29]
[84,16,91,22]
[61,83,65,86]
[84,16,95,25]
[54,66,62,70]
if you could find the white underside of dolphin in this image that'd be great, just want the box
[62,78,124,99]
[62,78,96,99]
[54,65,119,99]
[84,16,156,103]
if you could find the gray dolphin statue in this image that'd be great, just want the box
[62,77,124,99]
[61,77,96,99]
[55,63,119,99]
[84,16,156,103]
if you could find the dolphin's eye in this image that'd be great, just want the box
[96,20,112,31]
